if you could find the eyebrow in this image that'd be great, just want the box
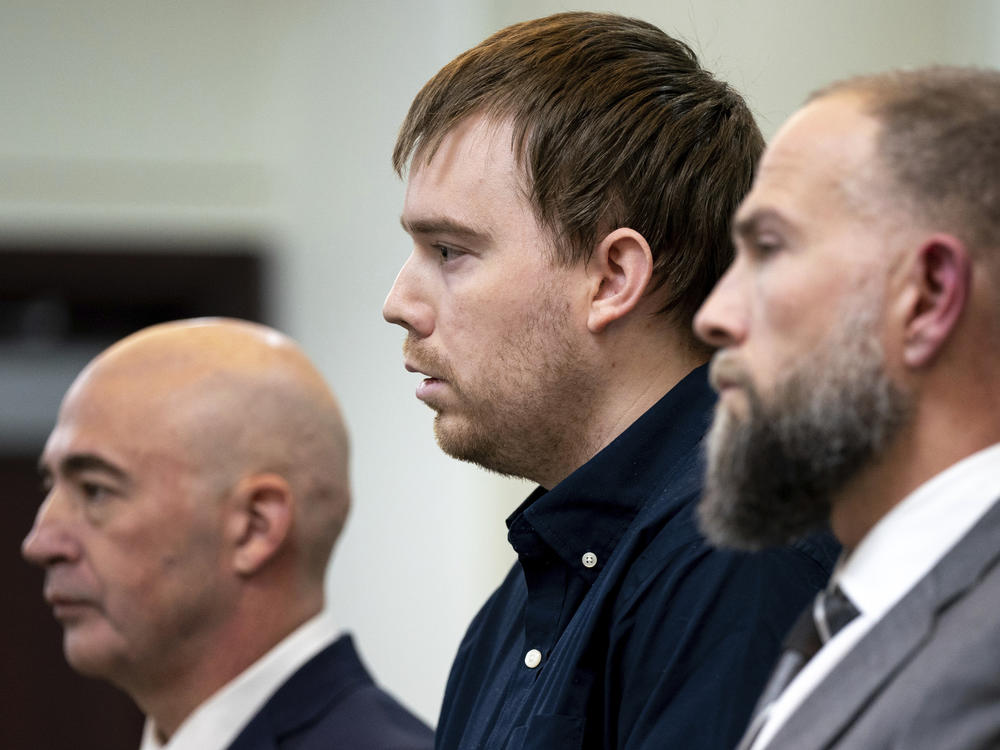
[399,215,492,244]
[38,453,130,484]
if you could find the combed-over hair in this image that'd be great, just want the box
[393,11,764,328]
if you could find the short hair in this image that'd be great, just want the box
[815,67,1000,259]
[394,11,764,328]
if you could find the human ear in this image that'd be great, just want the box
[900,234,971,369]
[586,228,654,333]
[227,473,294,576]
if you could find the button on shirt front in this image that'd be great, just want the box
[435,366,840,750]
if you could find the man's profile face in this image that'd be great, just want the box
[22,368,229,689]
[693,94,911,548]
[383,114,596,485]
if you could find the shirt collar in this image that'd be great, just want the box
[836,441,1000,621]
[507,364,714,576]
[139,610,341,750]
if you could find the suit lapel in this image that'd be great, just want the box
[226,635,371,750]
[768,496,1000,749]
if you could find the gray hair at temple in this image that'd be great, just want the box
[815,66,1000,270]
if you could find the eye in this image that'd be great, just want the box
[748,234,783,258]
[433,243,464,263]
[79,481,112,504]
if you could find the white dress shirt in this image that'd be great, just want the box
[139,611,341,750]
[752,442,1000,749]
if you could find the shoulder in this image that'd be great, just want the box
[618,488,837,613]
[598,494,836,747]
[827,556,1000,749]
[296,681,435,750]
[232,635,433,750]
[609,490,838,660]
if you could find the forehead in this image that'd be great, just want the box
[403,115,536,235]
[43,367,184,472]
[737,94,883,231]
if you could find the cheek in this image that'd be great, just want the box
[750,272,832,370]
[97,518,217,610]
[445,284,532,354]
[92,545,172,629]
[754,264,815,329]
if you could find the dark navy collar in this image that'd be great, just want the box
[506,364,715,577]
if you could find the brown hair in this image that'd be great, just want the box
[394,11,764,328]
[815,67,1000,257]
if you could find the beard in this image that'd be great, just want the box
[698,305,912,551]
[404,290,596,486]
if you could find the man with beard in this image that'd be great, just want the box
[382,12,837,749]
[694,67,1000,750]
[22,319,433,750]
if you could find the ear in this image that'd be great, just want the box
[900,234,971,369]
[226,473,295,576]
[586,228,654,333]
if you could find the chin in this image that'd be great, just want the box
[716,386,752,421]
[62,626,122,681]
[433,413,522,477]
[434,413,484,461]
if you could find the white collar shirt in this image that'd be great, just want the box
[139,611,341,750]
[752,442,1000,750]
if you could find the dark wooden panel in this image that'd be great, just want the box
[0,245,267,343]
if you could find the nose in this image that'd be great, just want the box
[382,252,434,338]
[693,261,748,350]
[22,491,81,568]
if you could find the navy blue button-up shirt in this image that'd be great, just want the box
[435,365,838,750]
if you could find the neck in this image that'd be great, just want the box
[538,323,707,489]
[831,394,1000,549]
[134,592,323,740]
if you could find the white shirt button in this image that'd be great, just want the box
[524,648,542,669]
[582,551,598,568]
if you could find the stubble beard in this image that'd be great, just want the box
[411,293,596,485]
[698,303,912,551]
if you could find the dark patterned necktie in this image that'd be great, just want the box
[737,586,860,750]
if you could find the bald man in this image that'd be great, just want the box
[22,319,433,750]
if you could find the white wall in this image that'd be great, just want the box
[2,0,997,726]
[493,0,1000,137]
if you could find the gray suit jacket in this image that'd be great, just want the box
[755,496,1000,750]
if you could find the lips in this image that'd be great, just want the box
[402,337,457,407]
[708,352,750,394]
[48,599,96,624]
[44,584,97,619]
[405,361,442,380]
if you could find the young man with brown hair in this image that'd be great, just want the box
[384,12,837,749]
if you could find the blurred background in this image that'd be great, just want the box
[2,1,997,747]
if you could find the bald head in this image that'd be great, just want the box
[23,317,351,732]
[72,318,351,581]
